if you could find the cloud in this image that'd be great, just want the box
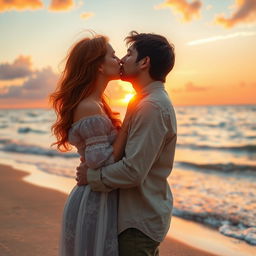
[49,0,75,11]
[215,0,256,28]
[0,0,76,12]
[173,82,208,93]
[80,12,94,20]
[187,31,256,45]
[0,0,43,12]
[184,82,207,92]
[0,56,33,80]
[0,67,58,100]
[155,0,202,22]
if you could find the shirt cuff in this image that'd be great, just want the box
[87,168,113,192]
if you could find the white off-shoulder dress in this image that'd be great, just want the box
[59,115,119,256]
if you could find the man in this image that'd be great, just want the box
[77,31,177,255]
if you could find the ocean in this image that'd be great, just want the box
[0,105,255,245]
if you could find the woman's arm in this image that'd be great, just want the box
[80,125,128,165]
[81,127,128,164]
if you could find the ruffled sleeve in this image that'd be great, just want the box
[69,115,116,169]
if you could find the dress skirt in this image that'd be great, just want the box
[59,185,119,256]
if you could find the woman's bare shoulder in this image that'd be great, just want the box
[73,99,102,123]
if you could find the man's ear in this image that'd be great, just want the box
[139,56,150,69]
[98,65,104,73]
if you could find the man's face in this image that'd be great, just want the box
[120,45,140,82]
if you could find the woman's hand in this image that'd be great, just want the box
[80,156,85,163]
[76,162,88,186]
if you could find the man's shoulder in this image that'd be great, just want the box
[137,92,176,128]
[140,91,173,112]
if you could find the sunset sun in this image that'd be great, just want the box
[121,93,135,104]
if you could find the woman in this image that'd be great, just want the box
[50,35,129,256]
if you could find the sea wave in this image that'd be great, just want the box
[170,166,256,245]
[179,122,227,128]
[26,112,39,117]
[178,161,256,173]
[0,139,12,144]
[172,208,256,245]
[219,224,256,245]
[246,136,256,139]
[0,124,8,129]
[18,127,47,134]
[177,143,256,152]
[16,119,54,124]
[0,142,78,158]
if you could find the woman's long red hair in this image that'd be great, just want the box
[50,35,121,152]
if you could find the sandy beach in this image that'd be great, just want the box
[1,164,255,256]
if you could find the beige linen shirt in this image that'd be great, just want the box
[87,81,177,242]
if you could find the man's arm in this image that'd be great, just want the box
[87,101,169,191]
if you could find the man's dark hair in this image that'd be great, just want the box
[125,31,175,82]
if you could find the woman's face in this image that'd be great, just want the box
[100,44,120,80]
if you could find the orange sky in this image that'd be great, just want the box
[0,0,256,108]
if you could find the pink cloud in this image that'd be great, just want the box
[155,0,202,22]
[0,0,43,12]
[185,82,207,92]
[48,0,74,11]
[80,12,94,20]
[0,67,58,100]
[172,82,208,93]
[0,0,76,12]
[0,56,58,100]
[215,0,256,28]
[0,56,33,80]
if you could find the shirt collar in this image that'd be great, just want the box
[140,81,165,96]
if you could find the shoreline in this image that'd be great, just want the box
[1,163,255,256]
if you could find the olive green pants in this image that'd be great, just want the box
[118,228,160,256]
